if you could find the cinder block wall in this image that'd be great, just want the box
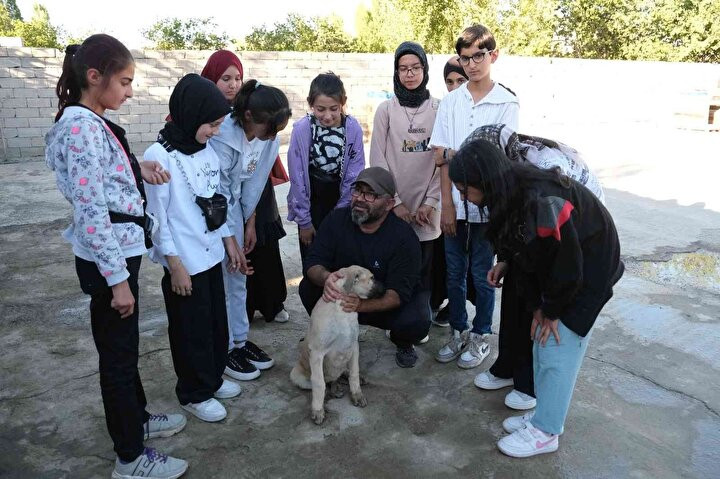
[1,47,719,162]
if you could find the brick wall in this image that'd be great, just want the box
[1,47,719,162]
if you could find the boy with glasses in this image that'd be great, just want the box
[429,25,520,374]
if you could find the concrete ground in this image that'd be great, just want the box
[1,125,719,478]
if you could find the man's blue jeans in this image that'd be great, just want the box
[444,221,494,335]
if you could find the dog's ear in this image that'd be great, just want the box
[341,272,357,293]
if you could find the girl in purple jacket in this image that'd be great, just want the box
[287,72,366,259]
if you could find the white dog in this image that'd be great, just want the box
[290,265,382,425]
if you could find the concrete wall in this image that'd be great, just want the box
[1,47,719,162]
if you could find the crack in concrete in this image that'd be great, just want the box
[139,347,170,358]
[586,355,720,418]
[80,454,114,465]
[624,242,720,263]
[0,370,99,402]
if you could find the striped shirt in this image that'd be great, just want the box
[430,82,519,222]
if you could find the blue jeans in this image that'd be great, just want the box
[531,321,593,435]
[444,221,494,335]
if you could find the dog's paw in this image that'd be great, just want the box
[311,408,325,425]
[351,392,367,408]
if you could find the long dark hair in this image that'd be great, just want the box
[55,34,134,121]
[450,139,568,248]
[231,79,291,135]
[307,72,346,106]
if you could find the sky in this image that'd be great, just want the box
[16,0,371,47]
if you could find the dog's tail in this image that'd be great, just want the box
[290,364,312,390]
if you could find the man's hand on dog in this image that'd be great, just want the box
[322,270,345,302]
[340,294,361,312]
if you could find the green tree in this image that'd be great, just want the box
[2,0,21,20]
[235,0,719,62]
[620,0,720,62]
[241,13,356,53]
[554,0,633,59]
[354,0,414,53]
[498,0,559,56]
[12,3,60,48]
[309,15,356,53]
[395,0,500,54]
[143,17,229,50]
[0,3,15,35]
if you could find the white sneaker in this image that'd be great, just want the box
[143,413,187,440]
[502,411,535,433]
[502,412,564,435]
[181,398,226,422]
[457,333,490,369]
[498,424,558,458]
[474,371,514,390]
[274,309,289,323]
[214,379,242,399]
[112,447,188,479]
[435,329,467,363]
[505,389,537,410]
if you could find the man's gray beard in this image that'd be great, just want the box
[352,206,385,225]
[351,207,370,225]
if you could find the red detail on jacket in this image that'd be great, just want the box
[537,201,574,241]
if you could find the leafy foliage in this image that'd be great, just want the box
[240,13,356,53]
[143,17,229,50]
[2,0,21,21]
[0,3,60,48]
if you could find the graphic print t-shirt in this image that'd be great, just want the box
[309,115,346,178]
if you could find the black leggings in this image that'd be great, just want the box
[77,255,149,462]
[488,263,535,397]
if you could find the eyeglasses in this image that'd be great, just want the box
[351,188,380,203]
[397,65,423,76]
[458,50,494,66]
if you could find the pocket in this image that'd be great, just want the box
[75,256,107,296]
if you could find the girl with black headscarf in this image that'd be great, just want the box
[370,42,440,345]
[144,73,247,423]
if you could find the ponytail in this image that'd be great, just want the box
[56,45,82,119]
[55,34,134,121]
[231,79,291,136]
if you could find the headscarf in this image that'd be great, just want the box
[158,74,231,155]
[393,41,430,108]
[200,50,244,85]
[443,56,468,81]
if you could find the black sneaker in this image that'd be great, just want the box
[225,348,260,381]
[431,306,451,327]
[239,341,275,370]
[395,346,418,368]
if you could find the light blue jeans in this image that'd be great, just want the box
[530,320,593,435]
[223,205,249,350]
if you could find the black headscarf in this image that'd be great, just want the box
[393,41,430,108]
[158,74,231,155]
[443,57,468,81]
